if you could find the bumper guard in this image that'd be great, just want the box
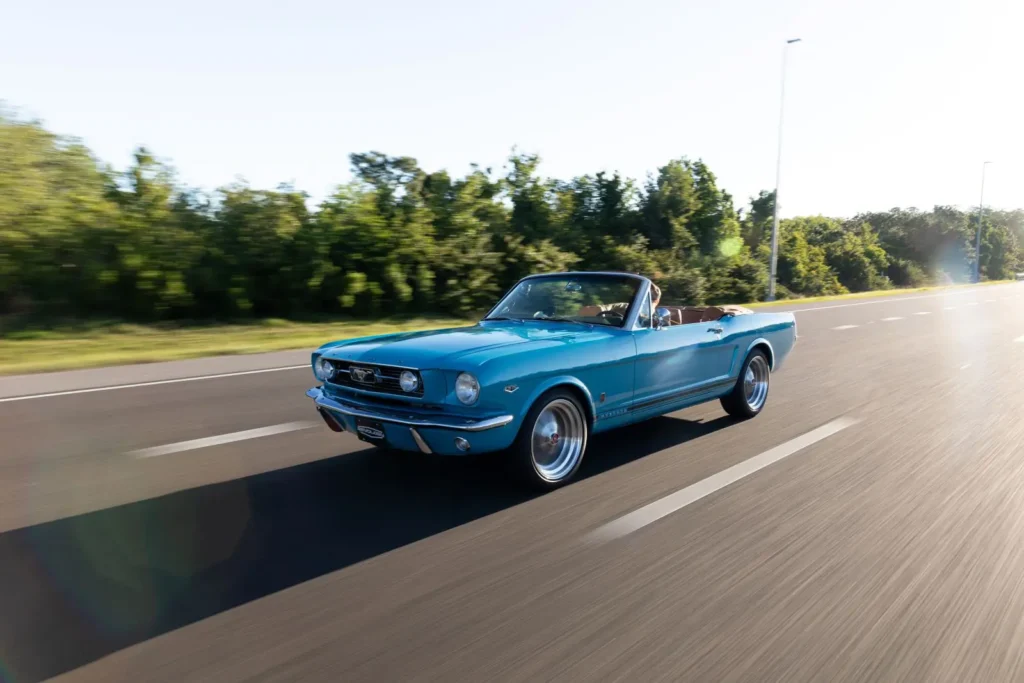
[306,387,514,433]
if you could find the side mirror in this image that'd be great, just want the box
[653,307,672,329]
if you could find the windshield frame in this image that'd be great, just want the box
[483,272,649,329]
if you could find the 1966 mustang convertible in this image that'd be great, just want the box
[306,272,796,489]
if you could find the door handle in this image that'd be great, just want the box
[707,326,723,334]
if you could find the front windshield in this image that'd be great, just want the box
[486,274,642,327]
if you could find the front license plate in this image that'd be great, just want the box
[354,418,388,444]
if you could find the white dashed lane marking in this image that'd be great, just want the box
[587,417,860,543]
[913,311,931,316]
[832,325,859,330]
[881,317,904,322]
[128,422,318,458]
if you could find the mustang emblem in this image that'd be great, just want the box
[350,367,376,384]
[357,425,385,440]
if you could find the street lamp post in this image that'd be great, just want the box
[973,161,992,283]
[767,38,802,301]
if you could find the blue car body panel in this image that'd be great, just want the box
[306,272,796,456]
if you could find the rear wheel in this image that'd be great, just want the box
[511,389,589,490]
[720,349,770,419]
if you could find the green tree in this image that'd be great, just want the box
[741,190,775,251]
[6,109,1024,328]
[775,218,846,296]
[688,160,742,257]
[640,159,700,254]
[823,223,889,292]
[0,114,118,315]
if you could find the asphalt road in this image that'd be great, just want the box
[2,283,1024,682]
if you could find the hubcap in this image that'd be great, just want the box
[531,398,586,482]
[743,355,770,411]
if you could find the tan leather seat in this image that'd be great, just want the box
[657,305,752,325]
[658,306,707,324]
[579,302,752,326]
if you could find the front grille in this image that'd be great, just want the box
[325,360,425,398]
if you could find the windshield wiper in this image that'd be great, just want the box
[484,316,524,323]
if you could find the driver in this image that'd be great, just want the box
[578,281,662,319]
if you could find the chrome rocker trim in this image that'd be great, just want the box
[306,387,514,432]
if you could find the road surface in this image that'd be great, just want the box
[2,284,1024,682]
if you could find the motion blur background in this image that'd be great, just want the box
[2,0,1023,335]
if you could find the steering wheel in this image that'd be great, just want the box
[533,311,549,319]
[597,310,624,323]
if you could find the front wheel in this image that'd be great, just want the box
[720,349,770,419]
[511,389,589,490]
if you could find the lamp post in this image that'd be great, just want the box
[973,161,992,283]
[767,38,801,302]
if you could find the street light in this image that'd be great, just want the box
[973,161,992,283]
[767,37,802,302]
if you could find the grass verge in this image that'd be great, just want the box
[744,279,1014,308]
[1,279,1017,375]
[0,317,470,375]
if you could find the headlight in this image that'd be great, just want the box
[399,370,419,392]
[455,372,480,405]
[314,357,335,381]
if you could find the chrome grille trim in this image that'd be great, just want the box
[322,359,425,397]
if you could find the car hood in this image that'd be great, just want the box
[319,322,598,369]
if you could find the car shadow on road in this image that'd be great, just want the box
[0,413,734,683]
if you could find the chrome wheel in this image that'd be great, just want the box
[530,398,586,482]
[743,354,770,411]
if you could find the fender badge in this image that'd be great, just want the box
[504,385,519,393]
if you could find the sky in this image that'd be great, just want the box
[3,0,1022,218]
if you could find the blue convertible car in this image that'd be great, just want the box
[306,272,796,489]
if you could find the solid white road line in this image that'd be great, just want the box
[0,365,310,404]
[129,421,317,458]
[881,316,904,322]
[587,417,860,543]
[6,283,1020,403]
[832,325,859,330]
[776,283,1021,314]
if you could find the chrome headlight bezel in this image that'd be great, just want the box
[455,372,480,405]
[314,357,335,381]
[399,370,420,393]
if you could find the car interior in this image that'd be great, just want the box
[655,304,753,325]
[576,280,753,327]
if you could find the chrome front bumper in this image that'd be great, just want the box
[305,387,514,432]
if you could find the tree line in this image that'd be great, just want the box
[2,112,1022,323]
